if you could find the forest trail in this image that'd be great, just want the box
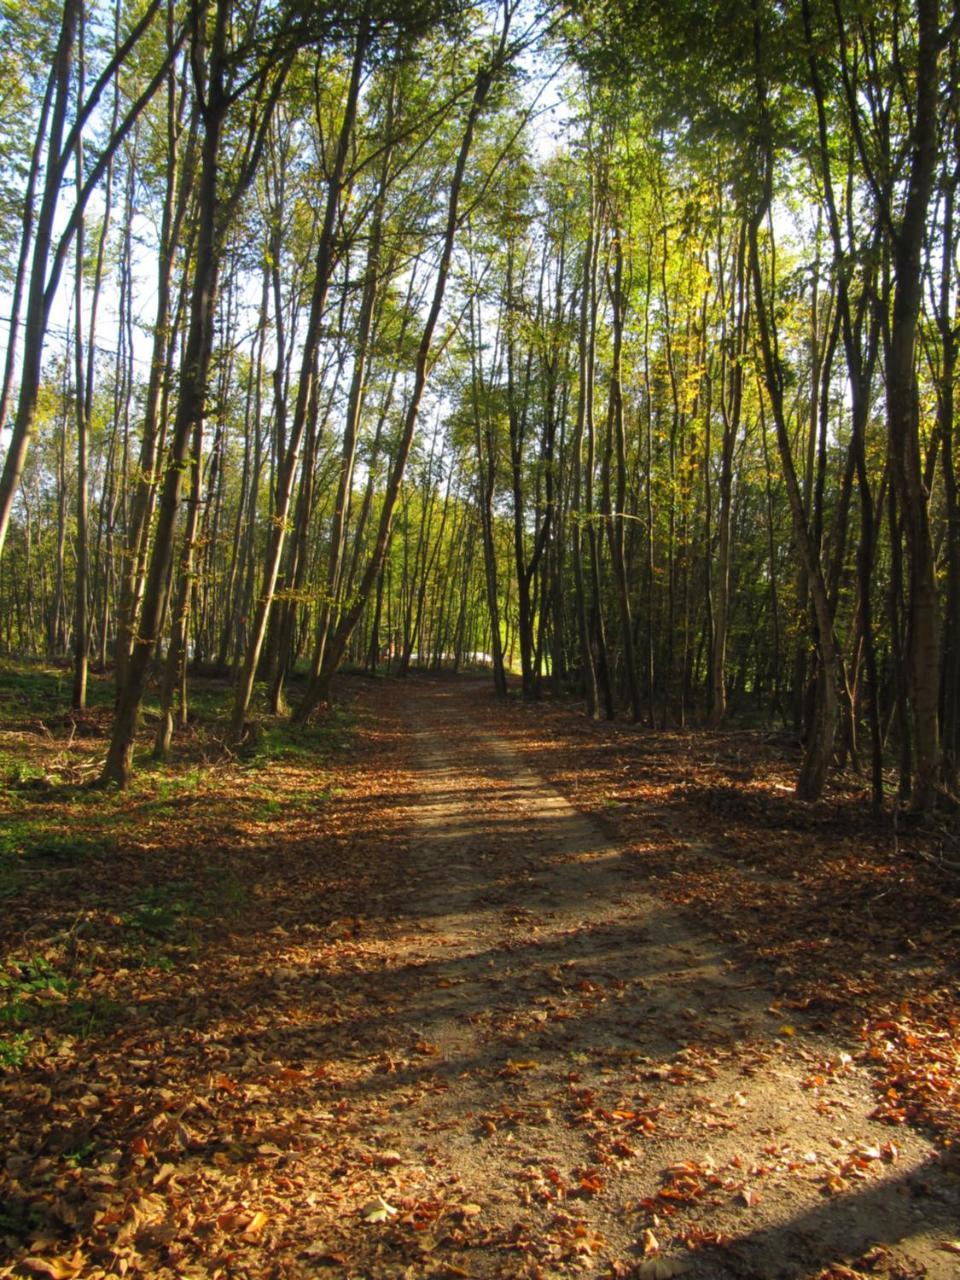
[2,674,960,1280]
[305,678,957,1279]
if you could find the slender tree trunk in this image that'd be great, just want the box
[0,0,170,562]
[116,27,193,692]
[155,414,203,757]
[748,119,838,798]
[295,48,506,717]
[103,0,284,783]
[230,27,368,743]
[601,224,641,720]
[710,221,747,727]
[885,0,942,812]
[572,191,600,717]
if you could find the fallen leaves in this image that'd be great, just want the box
[242,1209,270,1238]
[574,1169,604,1197]
[656,1160,724,1208]
[375,1148,403,1168]
[633,1259,689,1278]
[3,675,958,1280]
[498,688,960,1158]
[301,1241,348,1265]
[499,1058,540,1076]
[20,1253,85,1279]
[361,1195,398,1224]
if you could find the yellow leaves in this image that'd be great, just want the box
[243,1210,270,1239]
[498,1058,539,1075]
[216,1206,270,1238]
[821,1173,850,1196]
[151,1162,180,1189]
[35,985,67,1003]
[21,1253,85,1279]
[567,1221,605,1258]
[361,1195,398,1224]
[374,1149,403,1168]
[641,1227,660,1256]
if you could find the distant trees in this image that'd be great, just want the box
[0,0,173,562]
[557,0,960,811]
[1,0,959,815]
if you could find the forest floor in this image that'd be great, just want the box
[1,667,959,1280]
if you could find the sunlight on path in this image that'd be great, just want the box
[338,680,958,1279]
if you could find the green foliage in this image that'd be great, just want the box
[125,883,193,938]
[0,1029,33,1069]
[0,821,107,901]
[246,703,355,764]
[0,953,68,1005]
[0,955,71,1066]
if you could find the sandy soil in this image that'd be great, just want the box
[296,677,959,1279]
[3,673,958,1280]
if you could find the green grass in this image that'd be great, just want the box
[0,659,115,722]
[62,1140,98,1168]
[0,955,71,1062]
[0,856,25,900]
[0,754,46,786]
[0,822,108,900]
[0,662,69,720]
[60,995,124,1037]
[249,703,354,764]
[36,834,102,860]
[126,884,193,937]
[0,949,127,1063]
[0,957,70,1018]
[0,1029,33,1068]
[1,778,129,899]
[119,869,247,960]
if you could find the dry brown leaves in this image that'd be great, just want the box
[487,692,960,1153]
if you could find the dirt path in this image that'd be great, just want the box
[3,675,958,1280]
[299,678,958,1279]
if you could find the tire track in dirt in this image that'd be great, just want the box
[347,678,958,1279]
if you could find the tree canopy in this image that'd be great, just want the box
[0,0,958,811]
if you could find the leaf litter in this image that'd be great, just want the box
[0,672,958,1278]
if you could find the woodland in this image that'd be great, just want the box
[0,0,957,809]
[1,1,960,1278]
